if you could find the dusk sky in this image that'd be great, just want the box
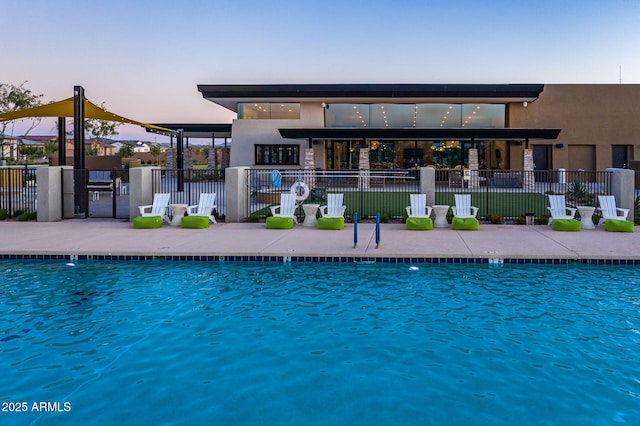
[4,0,640,141]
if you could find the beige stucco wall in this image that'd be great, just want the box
[509,84,640,170]
[229,103,324,168]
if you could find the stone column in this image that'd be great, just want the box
[183,149,193,170]
[468,148,479,189]
[303,148,316,188]
[224,167,249,222]
[523,148,535,191]
[207,147,217,170]
[165,148,176,169]
[358,148,370,189]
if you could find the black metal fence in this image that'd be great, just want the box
[152,168,226,221]
[246,168,613,223]
[435,169,612,222]
[0,166,37,217]
[247,169,420,221]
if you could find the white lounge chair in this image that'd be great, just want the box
[597,195,629,225]
[319,193,346,218]
[270,193,298,223]
[187,193,217,224]
[547,195,577,225]
[451,194,478,218]
[138,193,170,223]
[406,194,432,218]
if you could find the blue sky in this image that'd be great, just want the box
[4,0,640,141]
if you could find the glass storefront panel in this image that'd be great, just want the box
[325,139,509,170]
[461,104,505,128]
[416,104,462,128]
[370,104,416,128]
[271,103,300,119]
[238,103,300,119]
[325,104,369,127]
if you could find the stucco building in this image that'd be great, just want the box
[197,84,640,172]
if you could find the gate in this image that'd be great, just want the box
[68,169,129,219]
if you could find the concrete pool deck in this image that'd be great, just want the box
[0,220,639,262]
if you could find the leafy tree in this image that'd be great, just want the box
[149,144,162,165]
[18,145,43,163]
[118,143,135,158]
[44,140,58,157]
[0,81,44,139]
[85,105,122,141]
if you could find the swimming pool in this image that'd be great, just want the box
[1,260,638,425]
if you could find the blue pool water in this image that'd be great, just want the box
[1,260,639,425]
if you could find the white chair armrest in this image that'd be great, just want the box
[566,207,577,217]
[187,205,197,215]
[616,207,630,218]
[405,206,412,216]
[470,206,479,217]
[319,206,327,216]
[425,206,433,217]
[270,205,280,216]
[138,205,152,215]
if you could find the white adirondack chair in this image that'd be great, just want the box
[187,193,217,223]
[597,195,629,225]
[547,195,577,225]
[319,193,346,218]
[138,193,171,223]
[270,193,298,223]
[451,194,478,218]
[406,194,432,218]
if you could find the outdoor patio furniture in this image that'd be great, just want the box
[187,192,217,224]
[138,193,170,223]
[597,195,629,225]
[547,195,577,225]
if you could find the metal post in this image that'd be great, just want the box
[73,86,85,170]
[177,129,184,192]
[73,86,87,217]
[353,211,358,248]
[57,117,66,165]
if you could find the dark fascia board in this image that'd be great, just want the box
[197,84,545,112]
[146,123,232,138]
[278,128,561,141]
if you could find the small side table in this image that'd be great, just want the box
[432,205,450,228]
[577,206,595,229]
[169,204,188,227]
[302,204,320,227]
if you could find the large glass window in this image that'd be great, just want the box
[325,104,369,127]
[370,104,416,128]
[255,145,300,165]
[416,104,462,128]
[325,103,505,128]
[238,103,300,119]
[461,104,505,128]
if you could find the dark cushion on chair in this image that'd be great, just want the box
[551,218,581,231]
[604,219,634,232]
[452,217,479,230]
[181,215,210,229]
[266,216,294,229]
[406,217,433,230]
[318,217,344,230]
[133,216,163,229]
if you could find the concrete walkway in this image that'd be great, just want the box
[0,220,639,261]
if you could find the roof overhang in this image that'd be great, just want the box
[146,123,232,138]
[198,84,545,112]
[278,128,561,141]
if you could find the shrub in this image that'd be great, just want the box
[488,214,504,224]
[536,215,549,225]
[514,214,526,225]
[245,213,260,223]
[0,209,8,220]
[16,211,37,221]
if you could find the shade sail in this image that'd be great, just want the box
[0,97,172,132]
